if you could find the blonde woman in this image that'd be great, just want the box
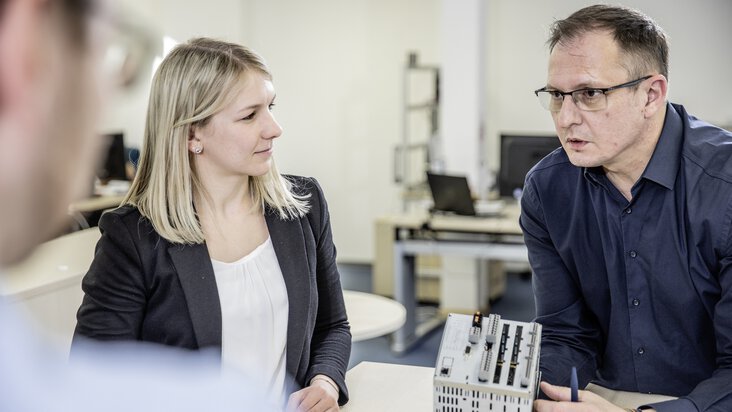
[74,38,351,411]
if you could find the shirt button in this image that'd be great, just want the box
[625,208,632,214]
[637,347,645,355]
[629,250,637,258]
[632,298,640,306]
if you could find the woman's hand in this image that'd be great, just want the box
[286,375,339,412]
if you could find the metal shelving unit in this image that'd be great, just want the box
[394,52,441,212]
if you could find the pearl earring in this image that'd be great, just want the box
[194,146,203,154]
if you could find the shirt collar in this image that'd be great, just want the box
[581,102,683,191]
[639,102,683,190]
[582,166,605,187]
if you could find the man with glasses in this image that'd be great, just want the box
[0,0,268,410]
[523,5,732,412]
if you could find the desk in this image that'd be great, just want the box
[341,362,676,411]
[1,228,101,349]
[68,195,125,215]
[390,204,529,354]
[343,290,406,342]
[68,194,125,229]
[342,361,433,411]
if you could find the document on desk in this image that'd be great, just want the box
[342,362,433,412]
[585,383,676,409]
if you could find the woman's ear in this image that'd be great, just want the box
[188,126,203,154]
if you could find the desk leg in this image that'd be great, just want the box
[390,239,527,354]
[391,242,415,354]
[391,242,417,354]
[391,242,444,354]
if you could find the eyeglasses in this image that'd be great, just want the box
[88,2,159,90]
[104,18,157,89]
[534,75,652,112]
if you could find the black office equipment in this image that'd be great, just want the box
[426,172,479,216]
[97,132,128,182]
[498,134,561,198]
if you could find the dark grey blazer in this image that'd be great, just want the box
[73,176,351,404]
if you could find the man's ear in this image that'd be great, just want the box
[0,0,43,111]
[643,74,668,118]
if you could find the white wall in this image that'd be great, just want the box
[102,0,732,262]
[242,0,441,262]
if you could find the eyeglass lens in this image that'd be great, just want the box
[537,90,607,112]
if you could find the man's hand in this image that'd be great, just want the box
[285,376,339,412]
[534,382,628,412]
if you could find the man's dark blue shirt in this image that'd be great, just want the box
[520,103,732,411]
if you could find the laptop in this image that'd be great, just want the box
[426,172,502,217]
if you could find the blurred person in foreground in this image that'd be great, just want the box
[0,0,271,410]
[73,37,351,411]
[524,4,732,412]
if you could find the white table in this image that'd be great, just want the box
[340,362,676,411]
[342,361,434,412]
[342,290,405,342]
[1,228,101,348]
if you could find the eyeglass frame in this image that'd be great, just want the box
[85,1,159,90]
[533,75,653,112]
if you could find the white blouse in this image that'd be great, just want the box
[211,237,289,404]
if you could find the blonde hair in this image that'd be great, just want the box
[123,38,309,245]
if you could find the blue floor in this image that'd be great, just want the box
[338,263,536,370]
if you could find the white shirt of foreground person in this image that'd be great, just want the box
[0,295,274,411]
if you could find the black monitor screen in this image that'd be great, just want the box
[97,132,128,182]
[498,134,561,198]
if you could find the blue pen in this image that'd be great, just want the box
[570,366,579,402]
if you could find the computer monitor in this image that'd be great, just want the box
[498,134,561,198]
[97,132,128,182]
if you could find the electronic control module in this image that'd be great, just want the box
[433,312,542,412]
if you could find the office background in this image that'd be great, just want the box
[103,0,732,263]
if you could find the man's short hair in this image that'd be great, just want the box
[548,4,669,80]
[57,0,95,45]
[0,0,94,45]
